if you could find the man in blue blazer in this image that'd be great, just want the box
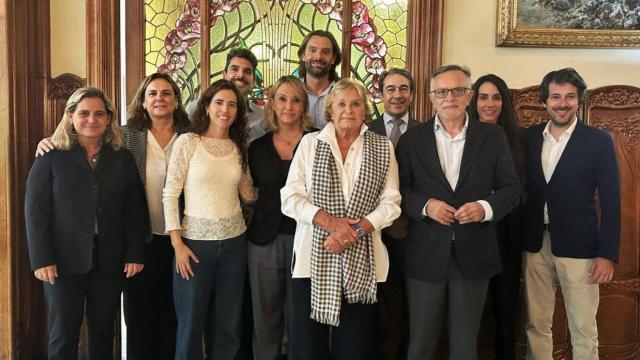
[522,68,621,360]
[369,68,418,359]
[396,65,520,359]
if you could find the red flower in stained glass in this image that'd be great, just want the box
[365,57,386,75]
[352,2,370,26]
[363,36,387,59]
[177,18,201,45]
[165,30,190,54]
[351,23,376,47]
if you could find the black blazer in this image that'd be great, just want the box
[247,131,309,246]
[396,118,520,283]
[368,115,419,139]
[522,121,620,261]
[25,144,149,274]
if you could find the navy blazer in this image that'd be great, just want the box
[25,144,149,274]
[522,121,621,262]
[396,117,521,283]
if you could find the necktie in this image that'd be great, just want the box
[389,118,403,147]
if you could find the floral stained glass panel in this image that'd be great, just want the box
[145,0,201,104]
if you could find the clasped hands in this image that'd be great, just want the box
[315,210,366,254]
[426,199,485,226]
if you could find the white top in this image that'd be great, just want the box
[306,81,335,129]
[280,122,401,280]
[422,114,493,221]
[541,117,578,224]
[382,112,409,137]
[146,130,177,235]
[163,133,257,240]
[186,100,266,143]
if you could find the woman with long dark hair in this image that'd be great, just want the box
[469,74,525,360]
[163,79,257,359]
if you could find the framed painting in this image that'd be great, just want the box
[496,0,640,47]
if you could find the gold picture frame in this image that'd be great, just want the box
[496,0,640,48]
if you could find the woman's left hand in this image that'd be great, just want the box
[124,263,144,278]
[324,235,347,254]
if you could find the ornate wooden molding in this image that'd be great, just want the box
[45,73,86,137]
[406,0,443,122]
[586,86,640,151]
[87,0,120,103]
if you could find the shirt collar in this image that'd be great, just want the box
[306,80,336,97]
[543,117,578,141]
[317,121,368,143]
[433,113,469,139]
[383,112,409,126]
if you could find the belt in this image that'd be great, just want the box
[543,223,551,232]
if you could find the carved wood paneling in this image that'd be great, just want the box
[46,73,86,135]
[0,0,51,358]
[512,85,548,128]
[406,0,443,122]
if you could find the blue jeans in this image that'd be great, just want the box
[173,234,248,360]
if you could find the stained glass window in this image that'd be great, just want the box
[144,0,408,114]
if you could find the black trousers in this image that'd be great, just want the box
[290,278,375,360]
[44,269,123,360]
[123,234,177,360]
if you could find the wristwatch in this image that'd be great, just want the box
[351,223,365,239]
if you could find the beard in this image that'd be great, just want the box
[549,107,577,127]
[304,60,332,78]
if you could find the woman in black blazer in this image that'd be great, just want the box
[36,73,192,359]
[469,74,526,360]
[25,87,149,359]
[247,75,315,360]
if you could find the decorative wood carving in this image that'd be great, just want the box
[512,86,549,128]
[45,73,86,136]
[406,0,443,122]
[586,86,640,152]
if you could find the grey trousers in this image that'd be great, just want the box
[406,252,489,360]
[248,233,294,360]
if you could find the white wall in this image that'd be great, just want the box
[50,0,86,78]
[442,0,640,88]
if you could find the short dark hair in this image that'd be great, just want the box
[224,48,258,73]
[430,64,471,82]
[539,67,587,104]
[297,30,342,82]
[191,79,249,170]
[379,68,414,93]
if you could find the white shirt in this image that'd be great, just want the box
[422,114,493,221]
[306,81,335,129]
[186,99,266,143]
[383,112,409,137]
[541,117,578,224]
[146,131,177,235]
[280,122,401,280]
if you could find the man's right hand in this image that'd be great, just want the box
[425,199,457,226]
[35,137,55,157]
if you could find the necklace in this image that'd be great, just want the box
[275,131,302,147]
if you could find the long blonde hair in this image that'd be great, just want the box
[51,87,123,150]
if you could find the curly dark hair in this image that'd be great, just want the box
[126,72,191,133]
[191,79,249,170]
[539,67,587,105]
[469,74,525,175]
[297,30,342,82]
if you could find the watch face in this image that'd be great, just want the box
[356,227,365,238]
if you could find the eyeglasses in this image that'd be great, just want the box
[430,87,470,98]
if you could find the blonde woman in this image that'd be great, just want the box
[25,87,148,358]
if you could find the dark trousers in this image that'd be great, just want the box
[173,234,247,360]
[290,278,375,360]
[376,234,408,360]
[123,234,176,360]
[44,270,123,360]
[487,246,521,360]
[406,251,489,360]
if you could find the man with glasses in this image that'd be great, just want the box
[396,65,520,359]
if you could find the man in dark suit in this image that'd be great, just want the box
[522,68,620,360]
[369,68,418,360]
[396,65,520,359]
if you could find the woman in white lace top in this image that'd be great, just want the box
[163,79,257,359]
